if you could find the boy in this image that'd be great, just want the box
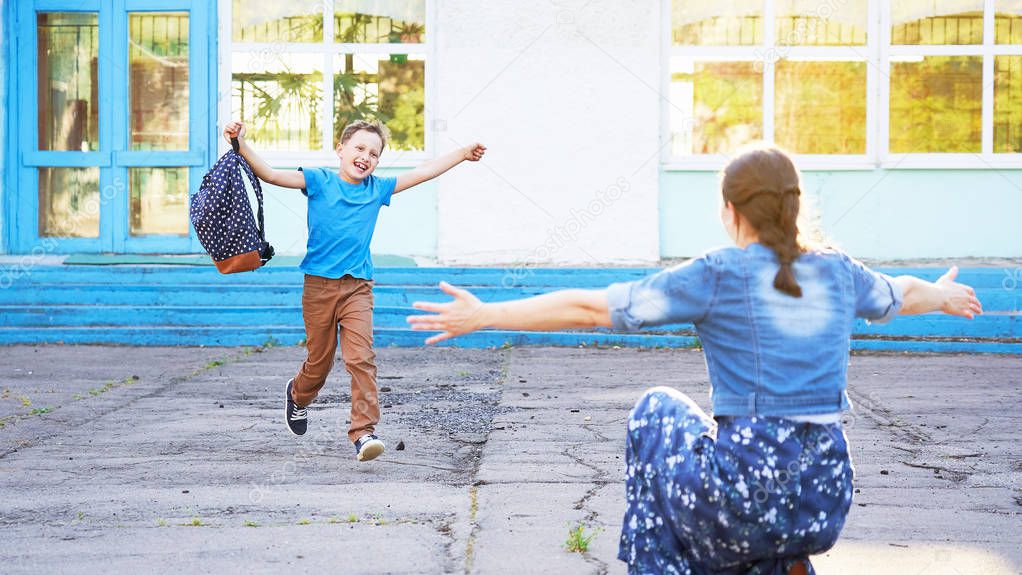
[223,119,485,461]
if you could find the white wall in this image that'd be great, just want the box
[433,0,662,265]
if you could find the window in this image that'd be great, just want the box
[665,1,1022,168]
[226,1,428,163]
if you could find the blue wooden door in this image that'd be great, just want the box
[10,0,214,254]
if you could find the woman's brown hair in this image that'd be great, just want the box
[722,146,805,298]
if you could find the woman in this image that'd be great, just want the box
[407,147,981,574]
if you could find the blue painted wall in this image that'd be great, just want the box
[258,166,438,259]
[660,169,1022,259]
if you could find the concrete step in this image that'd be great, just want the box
[0,326,1019,354]
[0,283,1018,311]
[0,305,1017,340]
[3,265,1018,289]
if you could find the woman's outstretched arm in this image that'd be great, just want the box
[407,282,611,345]
[894,266,983,318]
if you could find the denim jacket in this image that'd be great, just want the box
[607,244,903,417]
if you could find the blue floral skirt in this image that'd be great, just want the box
[618,387,854,575]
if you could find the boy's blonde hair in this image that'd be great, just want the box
[339,119,390,151]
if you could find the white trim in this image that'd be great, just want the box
[664,155,877,172]
[866,0,883,164]
[217,0,232,155]
[425,0,437,159]
[987,45,1022,55]
[983,0,995,155]
[762,0,775,144]
[321,50,334,152]
[881,153,1022,169]
[230,42,428,54]
[322,1,335,151]
[877,0,891,163]
[322,0,335,46]
[665,154,1022,172]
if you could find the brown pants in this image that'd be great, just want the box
[291,274,378,443]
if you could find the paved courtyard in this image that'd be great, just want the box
[0,345,1019,574]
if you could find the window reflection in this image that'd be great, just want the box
[775,60,866,154]
[890,56,982,153]
[130,12,189,151]
[333,53,425,151]
[670,59,763,155]
[38,168,100,238]
[37,13,99,152]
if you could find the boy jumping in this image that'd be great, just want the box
[223,119,485,461]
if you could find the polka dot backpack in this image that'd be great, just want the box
[190,138,275,273]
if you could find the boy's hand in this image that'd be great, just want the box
[223,121,246,144]
[464,143,486,162]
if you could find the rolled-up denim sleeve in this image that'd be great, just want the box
[848,256,903,324]
[606,257,715,331]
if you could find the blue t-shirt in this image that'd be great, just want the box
[606,244,903,417]
[298,167,396,280]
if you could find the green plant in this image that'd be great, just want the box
[29,407,52,415]
[205,359,225,369]
[156,518,168,527]
[564,522,601,553]
[297,518,311,525]
[244,520,259,527]
[346,513,359,523]
[185,517,205,527]
[19,396,31,407]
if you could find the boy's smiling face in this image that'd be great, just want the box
[336,129,384,184]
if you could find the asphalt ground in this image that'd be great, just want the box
[0,345,1019,574]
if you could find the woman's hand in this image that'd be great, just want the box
[407,282,487,344]
[936,266,983,319]
[463,143,486,162]
[223,121,246,144]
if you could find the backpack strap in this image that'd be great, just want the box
[231,140,275,264]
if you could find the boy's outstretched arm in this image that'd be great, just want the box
[223,121,306,190]
[394,143,486,195]
[894,266,983,318]
[407,282,611,345]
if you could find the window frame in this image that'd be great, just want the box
[218,0,434,168]
[661,0,1022,170]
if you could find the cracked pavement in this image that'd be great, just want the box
[0,346,1020,574]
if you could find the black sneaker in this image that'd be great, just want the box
[285,379,307,436]
[354,434,385,462]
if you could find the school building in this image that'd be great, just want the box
[2,0,1021,264]
[0,1,1019,352]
